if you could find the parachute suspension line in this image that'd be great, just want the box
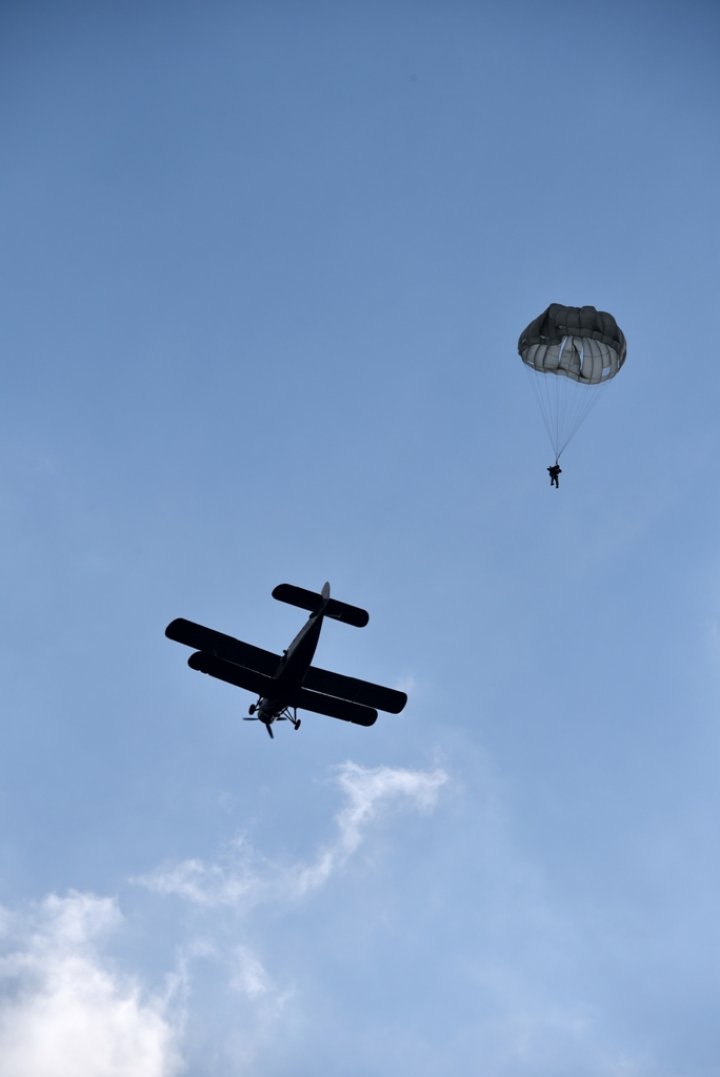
[527,365,560,459]
[554,376,610,459]
[555,337,572,456]
[553,337,588,458]
[526,338,610,462]
[549,336,570,455]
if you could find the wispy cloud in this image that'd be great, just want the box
[0,762,657,1076]
[294,761,447,894]
[131,834,269,911]
[134,762,448,909]
[0,891,183,1077]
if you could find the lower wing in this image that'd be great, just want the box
[166,618,279,676]
[303,665,407,714]
[188,652,274,696]
[291,687,377,726]
[187,653,377,726]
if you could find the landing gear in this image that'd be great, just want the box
[245,701,300,736]
[278,706,301,731]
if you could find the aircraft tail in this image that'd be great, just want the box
[272,582,369,628]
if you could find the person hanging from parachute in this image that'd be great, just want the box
[518,303,627,486]
[547,462,562,488]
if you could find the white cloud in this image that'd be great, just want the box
[0,892,183,1077]
[131,834,276,913]
[132,850,263,911]
[229,944,278,1000]
[134,762,448,909]
[294,762,447,894]
[122,764,448,1071]
[0,766,656,1077]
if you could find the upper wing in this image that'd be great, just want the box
[291,687,378,726]
[166,618,279,675]
[188,652,274,696]
[302,665,407,714]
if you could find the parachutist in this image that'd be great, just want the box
[547,463,562,488]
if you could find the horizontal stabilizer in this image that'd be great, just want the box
[272,583,369,628]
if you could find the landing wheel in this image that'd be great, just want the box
[294,718,301,731]
[249,704,256,715]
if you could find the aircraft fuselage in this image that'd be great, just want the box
[255,609,324,722]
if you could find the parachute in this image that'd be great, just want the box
[518,303,627,461]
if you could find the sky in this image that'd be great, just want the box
[2,1,720,1073]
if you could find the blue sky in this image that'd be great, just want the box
[2,2,720,1073]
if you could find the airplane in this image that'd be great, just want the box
[165,581,407,739]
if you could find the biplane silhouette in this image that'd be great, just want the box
[165,582,407,738]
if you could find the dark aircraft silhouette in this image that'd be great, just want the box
[165,582,407,738]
